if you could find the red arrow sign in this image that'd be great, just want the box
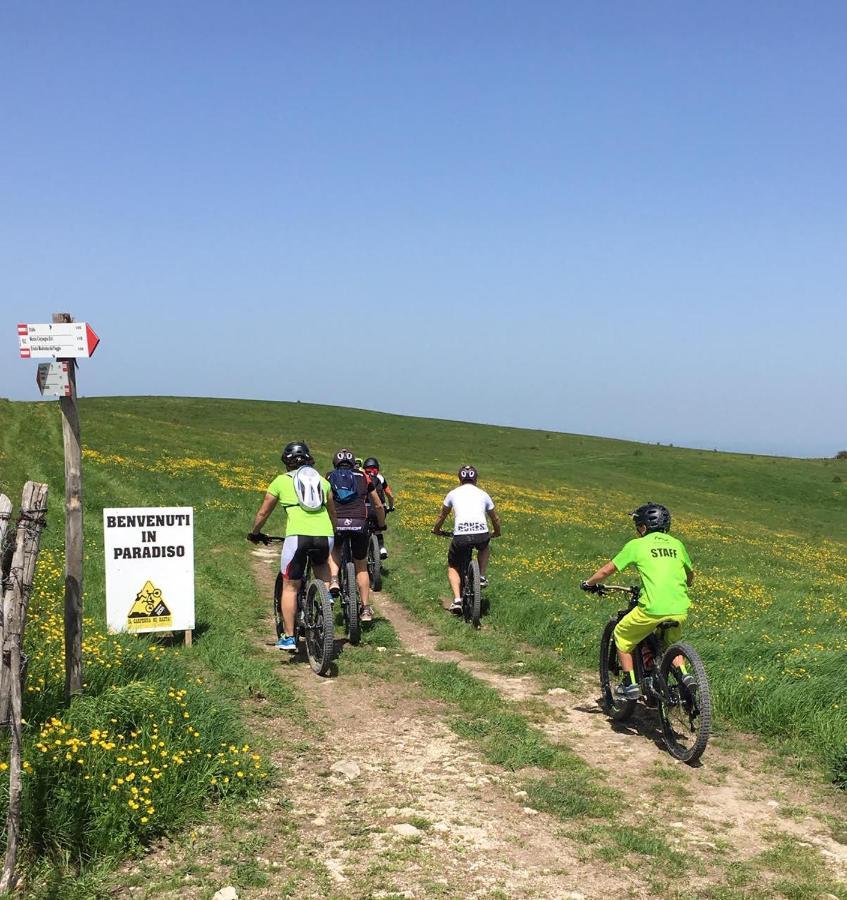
[86,323,100,356]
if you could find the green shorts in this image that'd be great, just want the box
[613,606,687,654]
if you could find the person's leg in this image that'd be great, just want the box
[447,565,462,598]
[612,608,656,696]
[447,539,468,610]
[355,557,370,606]
[351,533,372,619]
[312,537,333,588]
[477,541,490,575]
[328,540,341,591]
[281,578,301,637]
[660,617,688,673]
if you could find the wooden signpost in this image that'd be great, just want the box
[16,313,98,700]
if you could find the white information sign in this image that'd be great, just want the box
[18,321,100,359]
[36,361,71,398]
[104,507,195,634]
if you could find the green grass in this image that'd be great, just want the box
[1,394,846,885]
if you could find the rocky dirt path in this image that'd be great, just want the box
[244,548,645,900]
[122,551,847,899]
[375,592,847,886]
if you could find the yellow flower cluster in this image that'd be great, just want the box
[26,550,165,700]
[19,545,266,836]
[82,447,268,493]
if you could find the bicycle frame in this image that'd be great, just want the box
[602,586,681,706]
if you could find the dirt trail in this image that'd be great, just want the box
[128,552,847,898]
[374,592,847,878]
[245,547,646,899]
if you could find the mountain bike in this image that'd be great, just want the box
[337,533,362,645]
[434,530,486,628]
[592,584,712,764]
[259,535,335,676]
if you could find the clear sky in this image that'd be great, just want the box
[2,2,845,457]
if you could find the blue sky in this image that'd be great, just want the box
[2,2,845,457]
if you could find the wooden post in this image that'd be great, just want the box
[0,494,12,703]
[53,313,84,700]
[0,494,11,585]
[0,481,48,894]
[184,629,193,647]
[0,495,10,550]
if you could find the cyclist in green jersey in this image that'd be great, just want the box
[581,503,694,699]
[248,441,337,651]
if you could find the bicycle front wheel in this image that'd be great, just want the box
[658,642,712,764]
[599,619,636,721]
[367,533,382,592]
[304,579,335,676]
[463,559,482,628]
[344,561,361,645]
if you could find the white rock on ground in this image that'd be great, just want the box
[330,760,361,780]
[547,687,568,695]
[212,888,239,900]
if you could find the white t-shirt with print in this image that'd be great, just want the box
[443,484,494,536]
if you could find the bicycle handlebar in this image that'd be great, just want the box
[247,533,286,545]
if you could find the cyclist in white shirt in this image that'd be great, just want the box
[431,465,501,613]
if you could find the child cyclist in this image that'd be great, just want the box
[581,502,694,700]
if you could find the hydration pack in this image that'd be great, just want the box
[328,467,359,504]
[287,466,325,511]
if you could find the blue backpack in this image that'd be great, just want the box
[328,468,359,504]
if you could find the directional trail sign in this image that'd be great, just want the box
[18,322,100,359]
[36,361,71,398]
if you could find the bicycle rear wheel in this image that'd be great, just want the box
[273,572,284,639]
[304,579,335,676]
[658,642,712,764]
[463,559,482,628]
[343,560,361,645]
[367,533,382,592]
[599,619,636,721]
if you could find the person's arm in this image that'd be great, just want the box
[487,506,501,538]
[685,566,695,587]
[384,484,396,510]
[431,504,451,534]
[582,560,618,587]
[371,490,386,528]
[250,493,278,537]
[326,495,338,530]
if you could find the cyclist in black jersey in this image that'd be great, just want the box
[326,449,386,622]
[363,457,395,559]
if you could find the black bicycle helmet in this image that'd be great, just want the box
[631,502,671,533]
[458,465,478,484]
[281,441,313,469]
[363,457,380,471]
[333,448,356,468]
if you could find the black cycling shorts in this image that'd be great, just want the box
[280,535,333,582]
[448,533,490,571]
[336,529,369,561]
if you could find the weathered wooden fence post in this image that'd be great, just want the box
[0,494,14,725]
[0,481,48,894]
[53,312,84,700]
[0,495,11,581]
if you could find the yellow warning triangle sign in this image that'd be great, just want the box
[127,580,172,619]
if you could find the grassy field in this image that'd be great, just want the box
[1,394,846,884]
